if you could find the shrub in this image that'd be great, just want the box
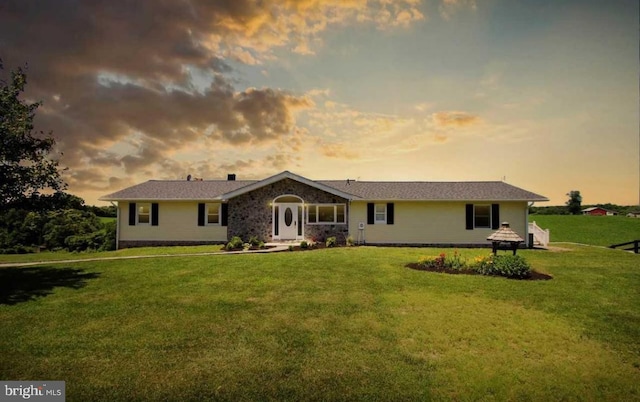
[326,236,337,248]
[248,236,261,247]
[65,231,105,252]
[226,236,244,250]
[258,241,266,249]
[0,245,34,254]
[346,236,355,246]
[99,221,117,251]
[43,209,102,250]
[493,255,531,279]
[300,240,308,249]
[288,245,294,251]
[473,254,531,279]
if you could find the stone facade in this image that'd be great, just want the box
[228,178,349,242]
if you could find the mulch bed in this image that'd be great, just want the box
[405,263,553,280]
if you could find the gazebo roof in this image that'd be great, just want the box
[487,222,524,243]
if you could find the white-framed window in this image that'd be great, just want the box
[206,203,220,225]
[137,203,150,224]
[375,203,386,224]
[307,204,347,224]
[474,205,491,228]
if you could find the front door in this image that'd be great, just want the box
[278,203,299,240]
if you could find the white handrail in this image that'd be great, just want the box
[528,221,550,247]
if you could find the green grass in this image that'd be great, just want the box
[0,245,226,264]
[98,216,116,224]
[1,246,639,401]
[530,215,640,247]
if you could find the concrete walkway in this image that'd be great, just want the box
[0,244,292,268]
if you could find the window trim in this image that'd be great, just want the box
[206,203,220,225]
[474,204,491,229]
[306,203,347,225]
[374,203,387,224]
[137,203,151,225]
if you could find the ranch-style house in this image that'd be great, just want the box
[100,170,548,249]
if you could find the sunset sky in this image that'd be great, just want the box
[1,0,638,206]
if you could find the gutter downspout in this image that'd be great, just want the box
[111,201,119,250]
[526,202,535,248]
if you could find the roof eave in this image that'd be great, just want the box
[351,198,549,202]
[98,197,225,202]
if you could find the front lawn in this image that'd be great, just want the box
[0,245,227,264]
[529,215,640,247]
[1,246,638,401]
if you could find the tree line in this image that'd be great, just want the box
[530,191,638,215]
[1,191,117,254]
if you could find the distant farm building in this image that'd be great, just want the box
[582,207,617,216]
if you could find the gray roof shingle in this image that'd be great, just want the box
[100,180,257,201]
[318,180,548,201]
[100,175,548,202]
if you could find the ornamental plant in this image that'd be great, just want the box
[416,252,532,279]
[226,236,244,250]
[491,254,531,279]
[471,254,531,279]
[418,253,446,270]
[248,236,261,247]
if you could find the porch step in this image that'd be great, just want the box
[265,240,304,247]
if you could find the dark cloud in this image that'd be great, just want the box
[0,0,314,192]
[0,0,422,200]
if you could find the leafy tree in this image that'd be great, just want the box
[1,60,66,206]
[529,205,569,215]
[42,209,102,250]
[566,190,582,215]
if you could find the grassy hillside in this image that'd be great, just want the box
[1,246,639,401]
[529,215,640,247]
[98,216,116,224]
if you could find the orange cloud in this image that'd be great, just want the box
[432,111,482,128]
[320,143,360,159]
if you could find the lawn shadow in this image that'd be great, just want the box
[0,266,100,305]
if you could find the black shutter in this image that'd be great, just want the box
[221,204,228,226]
[129,203,136,226]
[367,203,374,224]
[465,204,474,230]
[386,203,394,225]
[151,203,159,226]
[491,204,500,230]
[198,203,205,226]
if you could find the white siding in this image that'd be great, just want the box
[348,201,528,245]
[119,202,227,242]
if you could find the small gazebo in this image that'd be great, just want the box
[487,222,524,255]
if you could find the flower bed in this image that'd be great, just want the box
[407,251,552,280]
